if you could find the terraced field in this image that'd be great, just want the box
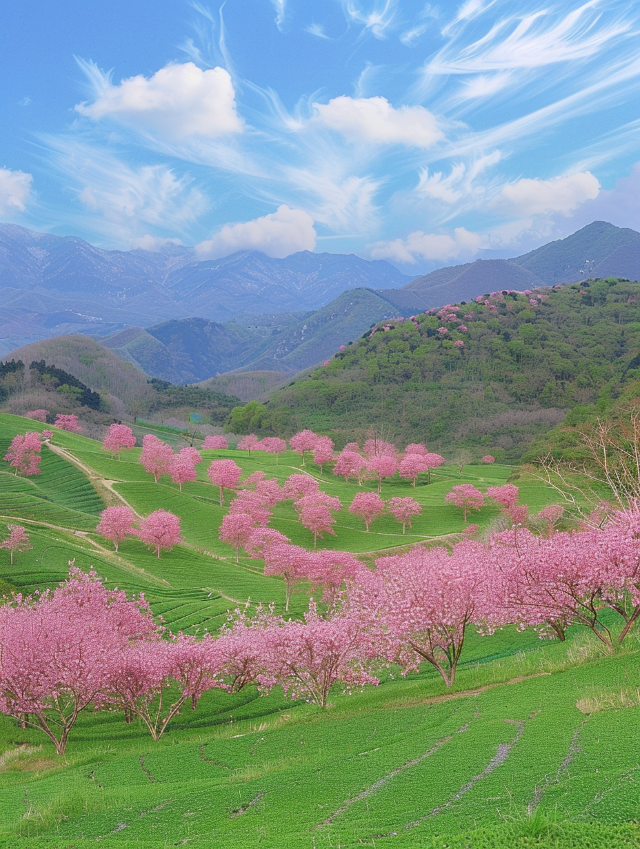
[1,413,639,848]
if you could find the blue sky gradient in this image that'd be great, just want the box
[2,0,640,271]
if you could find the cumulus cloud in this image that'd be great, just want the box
[370,226,485,263]
[195,205,316,259]
[0,167,32,216]
[76,61,243,140]
[492,171,600,216]
[313,96,444,147]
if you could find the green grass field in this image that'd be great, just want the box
[1,413,639,849]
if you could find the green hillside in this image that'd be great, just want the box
[1,413,640,847]
[263,277,640,460]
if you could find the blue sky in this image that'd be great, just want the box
[2,0,640,272]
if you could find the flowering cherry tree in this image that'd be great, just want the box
[168,454,197,490]
[237,434,260,455]
[202,435,228,450]
[220,512,256,561]
[481,455,495,464]
[486,484,519,508]
[207,459,242,505]
[398,453,430,487]
[259,603,378,707]
[388,497,422,533]
[313,436,335,472]
[263,542,314,611]
[297,498,339,548]
[54,414,81,433]
[137,510,182,558]
[289,429,320,466]
[283,473,320,500]
[102,423,136,459]
[25,410,48,422]
[96,506,137,551]
[139,434,173,482]
[445,484,485,520]
[1,524,32,564]
[423,452,445,483]
[366,454,398,493]
[0,568,157,754]
[333,450,366,484]
[179,446,202,466]
[4,431,42,476]
[349,492,385,531]
[259,437,287,463]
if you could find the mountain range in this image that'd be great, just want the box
[3,220,640,384]
[0,223,409,355]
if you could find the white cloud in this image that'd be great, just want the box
[132,235,183,251]
[195,205,316,259]
[270,0,287,31]
[416,151,502,204]
[492,171,600,216]
[458,71,512,99]
[0,167,32,216]
[313,96,444,147]
[370,226,485,263]
[76,61,243,140]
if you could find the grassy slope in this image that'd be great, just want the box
[0,413,639,848]
[268,277,640,460]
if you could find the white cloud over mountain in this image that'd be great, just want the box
[492,172,600,217]
[76,62,243,140]
[196,205,316,259]
[0,167,32,216]
[370,226,485,263]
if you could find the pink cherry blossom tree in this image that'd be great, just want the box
[398,453,430,487]
[404,443,428,456]
[219,512,255,561]
[207,459,242,506]
[263,542,314,611]
[423,452,445,483]
[289,429,320,466]
[259,603,378,707]
[101,635,225,740]
[139,434,173,482]
[486,484,519,508]
[202,435,228,450]
[481,455,495,464]
[283,473,320,500]
[96,506,137,551]
[54,414,81,433]
[298,499,339,548]
[388,497,422,533]
[445,485,485,520]
[102,423,136,459]
[0,568,157,754]
[137,510,182,558]
[4,431,42,476]
[366,454,397,493]
[259,437,287,463]
[179,446,202,465]
[333,450,366,484]
[168,453,197,490]
[349,541,498,687]
[349,492,386,531]
[237,434,259,455]
[1,524,32,565]
[25,410,48,422]
[312,436,335,472]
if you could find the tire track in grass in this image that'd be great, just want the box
[530,718,589,810]
[318,720,472,828]
[398,718,527,833]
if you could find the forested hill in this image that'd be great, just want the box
[265,278,640,460]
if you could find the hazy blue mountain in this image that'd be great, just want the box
[0,224,409,351]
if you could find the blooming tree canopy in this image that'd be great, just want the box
[445,485,485,520]
[0,524,32,565]
[388,497,422,533]
[102,423,136,459]
[4,431,42,476]
[207,459,242,506]
[349,492,385,531]
[139,434,173,482]
[96,506,137,551]
[202,435,228,450]
[137,510,182,558]
[54,414,81,433]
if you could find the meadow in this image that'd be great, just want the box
[0,413,639,849]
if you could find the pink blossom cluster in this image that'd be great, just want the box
[97,506,182,558]
[4,431,42,476]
